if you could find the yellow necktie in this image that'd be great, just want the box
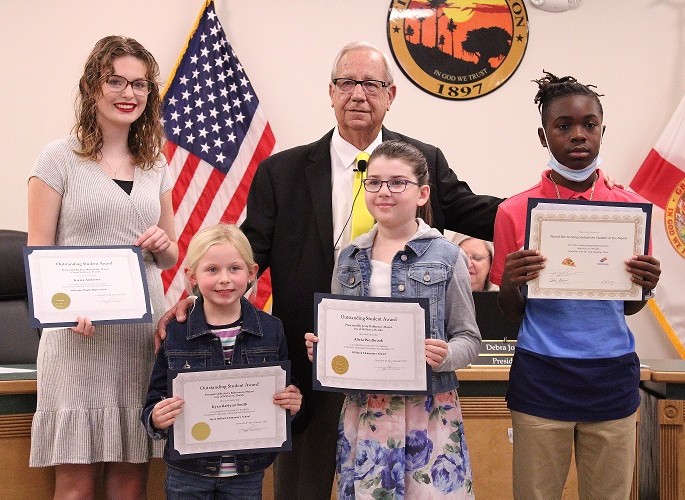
[350,151,374,239]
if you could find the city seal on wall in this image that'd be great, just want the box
[665,177,685,259]
[387,0,529,100]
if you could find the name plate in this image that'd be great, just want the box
[470,340,516,367]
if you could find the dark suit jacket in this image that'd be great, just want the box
[241,127,502,432]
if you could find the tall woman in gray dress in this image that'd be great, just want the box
[27,36,178,499]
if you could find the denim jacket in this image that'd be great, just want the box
[333,219,481,394]
[142,296,292,477]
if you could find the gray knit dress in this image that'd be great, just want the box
[29,136,169,466]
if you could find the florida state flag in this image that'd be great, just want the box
[630,95,685,358]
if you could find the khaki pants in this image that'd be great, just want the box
[511,410,637,500]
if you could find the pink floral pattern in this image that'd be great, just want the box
[337,391,474,499]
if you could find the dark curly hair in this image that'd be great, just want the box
[533,70,603,126]
[73,35,164,169]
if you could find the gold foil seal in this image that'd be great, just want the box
[331,355,349,375]
[191,422,211,441]
[51,292,71,310]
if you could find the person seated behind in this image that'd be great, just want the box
[452,233,498,291]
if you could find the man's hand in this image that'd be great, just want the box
[602,172,624,190]
[154,297,195,353]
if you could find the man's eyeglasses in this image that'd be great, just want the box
[104,74,154,96]
[362,178,421,193]
[332,78,388,96]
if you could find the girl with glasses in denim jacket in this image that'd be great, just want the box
[305,140,481,499]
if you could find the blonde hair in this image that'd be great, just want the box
[184,224,256,295]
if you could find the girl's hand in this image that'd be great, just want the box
[151,396,184,430]
[135,225,171,255]
[274,385,302,415]
[70,316,95,337]
[625,255,661,293]
[304,332,318,362]
[425,338,449,368]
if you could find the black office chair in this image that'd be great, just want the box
[0,230,41,364]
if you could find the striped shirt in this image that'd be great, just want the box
[210,319,241,477]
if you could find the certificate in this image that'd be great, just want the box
[23,246,152,328]
[524,199,652,300]
[169,362,291,457]
[313,293,431,394]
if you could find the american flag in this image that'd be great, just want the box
[161,0,275,309]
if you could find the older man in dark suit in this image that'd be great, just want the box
[240,41,501,499]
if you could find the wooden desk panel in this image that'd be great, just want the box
[2,366,644,499]
[644,359,685,500]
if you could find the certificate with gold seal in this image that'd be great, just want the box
[524,198,652,300]
[168,362,291,457]
[313,294,431,394]
[23,245,152,328]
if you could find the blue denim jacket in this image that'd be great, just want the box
[333,220,481,394]
[142,296,291,476]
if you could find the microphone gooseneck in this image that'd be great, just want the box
[333,180,364,251]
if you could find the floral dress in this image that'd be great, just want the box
[337,391,474,499]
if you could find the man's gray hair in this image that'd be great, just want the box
[330,41,394,84]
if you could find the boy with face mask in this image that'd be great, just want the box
[490,71,661,499]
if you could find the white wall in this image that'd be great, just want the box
[1,0,680,358]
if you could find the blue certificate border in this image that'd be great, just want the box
[524,198,653,300]
[313,293,432,395]
[22,245,152,328]
[167,361,292,458]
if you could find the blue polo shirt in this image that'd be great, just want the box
[507,298,640,421]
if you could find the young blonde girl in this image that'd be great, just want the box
[142,223,301,500]
[306,140,481,499]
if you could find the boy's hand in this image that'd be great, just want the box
[502,249,546,290]
[626,255,661,292]
[274,385,302,415]
[304,332,318,362]
[498,249,546,322]
[151,396,184,430]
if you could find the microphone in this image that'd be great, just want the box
[355,159,368,173]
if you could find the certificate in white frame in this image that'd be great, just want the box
[23,245,152,327]
[524,198,652,300]
[169,362,291,458]
[313,293,431,394]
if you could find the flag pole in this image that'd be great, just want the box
[160,0,212,100]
